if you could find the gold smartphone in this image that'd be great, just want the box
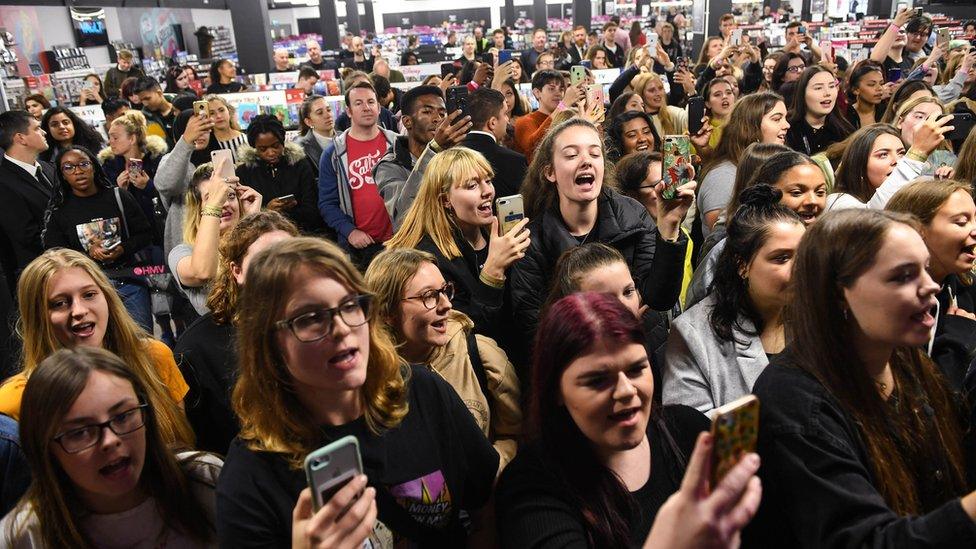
[711,395,760,484]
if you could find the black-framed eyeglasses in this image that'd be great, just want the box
[53,403,149,453]
[639,178,663,190]
[61,161,93,173]
[403,282,455,310]
[275,294,371,342]
[786,65,806,73]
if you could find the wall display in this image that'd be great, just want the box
[0,6,46,77]
[117,7,193,59]
[70,7,109,48]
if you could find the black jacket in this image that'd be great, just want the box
[510,189,687,352]
[461,132,527,199]
[98,135,168,242]
[235,142,328,235]
[745,350,976,548]
[784,116,851,156]
[567,43,588,66]
[931,276,976,414]
[0,156,55,280]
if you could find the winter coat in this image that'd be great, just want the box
[236,142,328,235]
[373,135,414,216]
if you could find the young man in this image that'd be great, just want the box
[374,85,445,213]
[103,50,146,98]
[301,39,338,72]
[601,22,624,68]
[369,74,401,115]
[0,110,54,281]
[272,48,292,72]
[334,72,398,132]
[318,81,398,267]
[904,14,933,62]
[133,77,179,149]
[522,28,550,72]
[100,97,130,136]
[719,14,737,41]
[462,87,527,199]
[296,67,319,96]
[610,15,632,53]
[492,28,506,50]
[784,21,824,62]
[513,70,582,161]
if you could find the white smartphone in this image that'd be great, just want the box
[731,29,743,45]
[210,149,236,181]
[647,32,659,57]
[495,194,525,235]
[304,436,364,511]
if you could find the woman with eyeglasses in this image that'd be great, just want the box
[42,146,156,332]
[216,237,498,547]
[0,347,222,547]
[366,247,522,470]
[39,106,104,164]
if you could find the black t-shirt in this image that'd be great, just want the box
[206,81,246,95]
[473,245,489,273]
[495,405,709,547]
[216,365,499,547]
[883,55,914,78]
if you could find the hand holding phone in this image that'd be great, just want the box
[193,100,209,118]
[662,135,692,200]
[210,149,236,181]
[711,395,760,485]
[305,436,365,511]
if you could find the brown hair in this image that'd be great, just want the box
[834,124,904,202]
[955,128,976,187]
[207,211,299,325]
[233,237,409,469]
[702,92,784,180]
[787,209,967,515]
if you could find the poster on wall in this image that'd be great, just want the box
[70,7,109,48]
[118,8,192,59]
[0,6,45,76]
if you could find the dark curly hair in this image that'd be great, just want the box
[605,110,661,163]
[39,106,104,161]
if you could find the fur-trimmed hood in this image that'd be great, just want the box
[97,134,169,164]
[237,141,306,168]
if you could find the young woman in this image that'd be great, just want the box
[700,77,736,149]
[828,121,948,210]
[297,94,335,170]
[885,179,976,398]
[893,95,957,176]
[769,53,806,96]
[167,159,261,316]
[845,60,888,129]
[496,292,751,546]
[175,211,297,454]
[664,186,805,415]
[365,248,522,468]
[204,95,247,163]
[39,106,104,163]
[120,77,142,109]
[42,146,155,331]
[745,208,976,547]
[586,46,611,70]
[693,36,724,77]
[164,65,198,99]
[23,94,50,121]
[698,92,791,235]
[235,114,325,234]
[956,128,976,187]
[0,248,192,446]
[879,79,935,123]
[77,74,106,106]
[98,110,168,235]
[0,347,221,547]
[786,66,854,155]
[759,52,783,92]
[607,92,645,121]
[631,72,688,140]
[606,111,661,162]
[509,58,530,84]
[512,118,692,349]
[216,237,499,546]
[206,60,245,95]
[386,147,529,343]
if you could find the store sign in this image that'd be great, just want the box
[268,71,298,85]
[69,104,105,130]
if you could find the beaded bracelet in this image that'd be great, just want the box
[201,205,223,218]
[479,271,506,289]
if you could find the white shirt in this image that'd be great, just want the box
[4,154,39,179]
[312,130,333,150]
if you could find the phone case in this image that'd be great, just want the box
[662,136,692,200]
[571,66,586,85]
[210,150,236,180]
[304,436,364,511]
[710,395,760,484]
[193,101,208,116]
[496,194,524,235]
[126,158,143,178]
[446,86,468,116]
[687,97,705,136]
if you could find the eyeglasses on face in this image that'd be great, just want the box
[53,403,149,453]
[61,161,93,173]
[276,294,371,342]
[403,282,455,310]
[787,65,806,73]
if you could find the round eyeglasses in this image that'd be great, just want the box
[275,294,371,342]
[403,282,455,310]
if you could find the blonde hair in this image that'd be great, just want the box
[364,248,437,332]
[234,237,409,469]
[386,148,494,259]
[109,110,148,153]
[207,211,299,325]
[180,162,243,246]
[895,96,950,152]
[15,249,194,446]
[631,72,677,135]
[204,94,241,131]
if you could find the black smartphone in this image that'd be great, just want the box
[446,85,469,118]
[943,113,976,142]
[887,68,902,83]
[687,96,705,136]
[480,52,494,65]
[440,62,457,78]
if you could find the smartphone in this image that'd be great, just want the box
[440,62,457,78]
[798,25,807,35]
[210,149,236,180]
[571,65,586,86]
[82,80,95,91]
[711,394,760,485]
[887,67,902,83]
[938,28,952,45]
[731,29,743,44]
[446,85,469,118]
[819,40,832,59]
[677,56,689,71]
[495,194,525,235]
[498,49,517,64]
[943,112,976,142]
[276,193,296,202]
[126,158,143,179]
[480,52,494,65]
[662,135,692,200]
[647,32,659,57]
[304,436,364,511]
[193,100,208,117]
[580,59,592,69]
[687,96,705,137]
[590,86,605,107]
[914,7,923,16]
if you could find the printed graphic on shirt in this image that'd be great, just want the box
[388,470,453,529]
[347,149,383,190]
[76,218,122,254]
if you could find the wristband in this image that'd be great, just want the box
[201,205,223,218]
[889,23,901,32]
[905,148,929,163]
[429,139,443,153]
[479,270,506,289]
[556,101,567,111]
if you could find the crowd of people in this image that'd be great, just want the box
[1,6,976,547]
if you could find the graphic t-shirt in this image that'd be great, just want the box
[346,132,393,242]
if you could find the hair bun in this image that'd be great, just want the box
[739,184,782,209]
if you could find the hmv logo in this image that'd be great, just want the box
[133,265,167,276]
